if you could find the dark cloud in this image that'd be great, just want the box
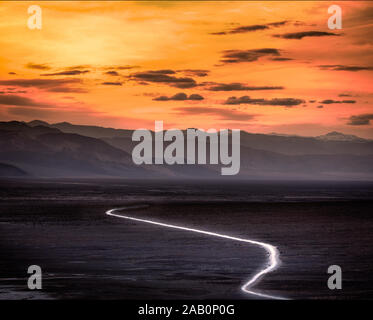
[268,21,289,27]
[47,87,88,93]
[206,82,284,91]
[26,63,51,70]
[179,69,209,77]
[129,70,197,88]
[153,92,203,101]
[189,94,204,100]
[0,88,27,94]
[319,65,373,72]
[176,106,256,121]
[112,65,140,70]
[0,78,80,88]
[0,91,26,94]
[0,78,82,93]
[211,21,288,35]
[271,57,293,61]
[339,93,353,97]
[105,71,120,76]
[320,99,356,104]
[8,72,16,75]
[273,31,340,39]
[0,94,52,108]
[317,105,324,109]
[347,113,373,125]
[142,69,176,75]
[101,82,122,86]
[224,96,304,106]
[220,48,280,64]
[42,70,90,76]
[66,65,91,70]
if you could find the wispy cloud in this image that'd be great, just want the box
[224,96,304,106]
[206,82,284,91]
[0,94,54,108]
[42,70,90,76]
[319,65,373,72]
[129,70,197,88]
[101,82,122,86]
[273,31,340,39]
[211,21,288,35]
[320,99,356,104]
[26,63,51,70]
[0,78,84,93]
[347,113,373,125]
[153,92,203,101]
[220,48,281,64]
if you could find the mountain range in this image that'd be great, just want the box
[0,120,372,180]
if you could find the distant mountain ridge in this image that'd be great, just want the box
[0,120,371,180]
[27,120,373,156]
[28,120,132,139]
[316,131,367,142]
[0,163,28,177]
[0,121,147,178]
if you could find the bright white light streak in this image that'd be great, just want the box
[106,207,287,300]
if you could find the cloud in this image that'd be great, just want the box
[105,71,120,76]
[47,87,88,93]
[0,78,83,93]
[8,72,16,75]
[211,21,288,35]
[220,48,280,64]
[0,78,80,88]
[0,94,53,108]
[0,88,27,94]
[317,105,324,109]
[347,114,373,125]
[206,82,284,91]
[179,69,209,77]
[318,65,373,72]
[129,70,197,88]
[224,96,304,106]
[271,57,293,61]
[26,63,51,70]
[273,31,340,39]
[176,106,256,121]
[101,82,122,86]
[153,92,203,101]
[320,99,356,104]
[108,65,140,70]
[42,70,90,76]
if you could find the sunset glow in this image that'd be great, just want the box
[0,1,372,137]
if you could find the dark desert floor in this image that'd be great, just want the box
[0,179,372,299]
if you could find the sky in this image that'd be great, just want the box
[0,1,372,138]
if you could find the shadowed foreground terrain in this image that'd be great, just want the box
[0,179,372,299]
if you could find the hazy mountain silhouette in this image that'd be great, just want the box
[316,131,367,142]
[0,120,371,180]
[28,120,132,139]
[0,121,146,178]
[0,162,28,177]
[28,120,373,156]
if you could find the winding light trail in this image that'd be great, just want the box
[106,206,286,300]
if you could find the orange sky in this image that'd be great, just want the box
[0,1,372,137]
